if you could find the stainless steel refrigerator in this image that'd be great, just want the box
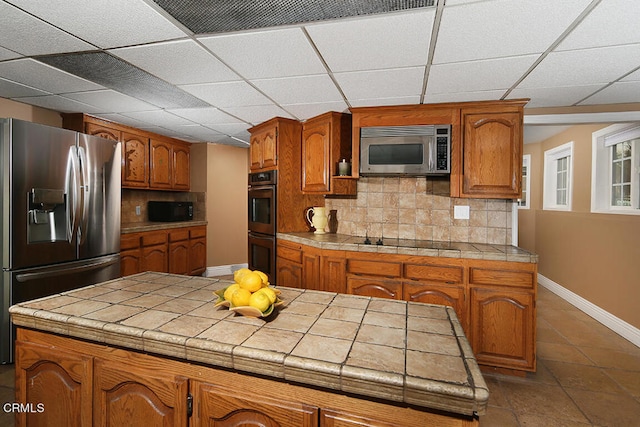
[0,118,121,363]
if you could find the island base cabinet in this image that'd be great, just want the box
[15,329,479,427]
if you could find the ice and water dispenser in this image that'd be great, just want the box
[27,188,68,243]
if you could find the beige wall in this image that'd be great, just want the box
[0,97,62,126]
[204,143,249,267]
[519,124,640,330]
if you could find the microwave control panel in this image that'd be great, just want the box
[434,126,451,173]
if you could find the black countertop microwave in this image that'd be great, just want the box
[148,201,193,222]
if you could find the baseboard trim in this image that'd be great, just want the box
[204,263,248,278]
[538,273,640,348]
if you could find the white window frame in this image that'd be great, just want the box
[591,123,640,215]
[517,154,531,209]
[543,141,573,211]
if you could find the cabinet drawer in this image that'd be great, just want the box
[347,259,401,278]
[189,226,206,239]
[469,267,534,289]
[278,245,302,264]
[141,232,167,247]
[120,234,140,250]
[169,229,189,242]
[404,263,463,284]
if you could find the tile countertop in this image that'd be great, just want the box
[10,272,488,418]
[121,220,207,234]
[279,232,538,263]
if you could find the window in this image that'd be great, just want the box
[517,154,531,209]
[543,142,573,211]
[592,123,640,215]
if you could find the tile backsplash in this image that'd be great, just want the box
[325,176,513,245]
[121,189,206,223]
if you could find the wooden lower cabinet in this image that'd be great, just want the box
[404,282,467,330]
[347,276,402,300]
[122,226,206,277]
[15,329,478,427]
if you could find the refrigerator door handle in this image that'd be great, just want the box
[65,146,79,243]
[77,145,90,245]
[14,254,120,283]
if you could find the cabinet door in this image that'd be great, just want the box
[302,120,331,193]
[321,254,347,294]
[150,139,173,189]
[470,287,535,371]
[302,247,321,290]
[15,340,93,427]
[141,244,168,273]
[169,241,189,275]
[193,381,318,427]
[321,409,398,427]
[188,237,207,276]
[122,132,149,188]
[276,257,302,288]
[250,127,277,171]
[94,359,188,427]
[404,282,467,330]
[173,144,190,190]
[347,276,402,300]
[121,249,141,277]
[86,122,120,141]
[461,111,522,198]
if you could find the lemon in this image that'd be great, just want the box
[257,287,277,304]
[254,270,269,285]
[249,291,271,312]
[230,288,251,307]
[238,271,263,292]
[233,268,251,283]
[223,283,240,302]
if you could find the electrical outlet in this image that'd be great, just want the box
[135,206,141,216]
[454,205,470,220]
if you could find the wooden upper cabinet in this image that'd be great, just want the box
[459,106,524,199]
[250,125,278,171]
[62,113,191,191]
[302,112,354,196]
[122,132,149,188]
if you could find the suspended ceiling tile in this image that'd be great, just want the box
[63,90,158,113]
[0,59,103,93]
[0,46,21,62]
[334,67,425,100]
[305,9,434,73]
[173,124,225,141]
[110,40,240,85]
[198,28,325,79]
[180,81,273,108]
[348,96,421,108]
[518,45,640,89]
[621,68,640,82]
[12,94,99,113]
[205,123,252,136]
[579,81,640,105]
[167,107,244,125]
[0,2,93,55]
[92,113,154,129]
[423,90,504,105]
[434,0,594,64]
[507,85,604,108]
[213,136,250,147]
[251,75,344,105]
[222,104,295,125]
[557,0,640,51]
[8,0,187,49]
[0,78,49,98]
[283,101,350,121]
[121,110,196,128]
[426,55,538,95]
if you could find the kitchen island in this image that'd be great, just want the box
[11,272,487,426]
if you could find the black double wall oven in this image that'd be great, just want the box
[248,171,276,283]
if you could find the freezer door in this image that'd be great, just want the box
[3,119,79,269]
[77,133,121,260]
[1,253,120,363]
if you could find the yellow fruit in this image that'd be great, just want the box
[230,288,251,307]
[249,291,271,312]
[238,271,263,292]
[233,268,251,283]
[223,283,240,302]
[254,270,269,285]
[257,287,277,304]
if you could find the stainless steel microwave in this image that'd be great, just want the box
[148,201,193,222]
[359,124,451,175]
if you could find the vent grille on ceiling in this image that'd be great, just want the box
[153,0,435,34]
[37,52,210,109]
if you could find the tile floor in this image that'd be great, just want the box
[0,284,638,426]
